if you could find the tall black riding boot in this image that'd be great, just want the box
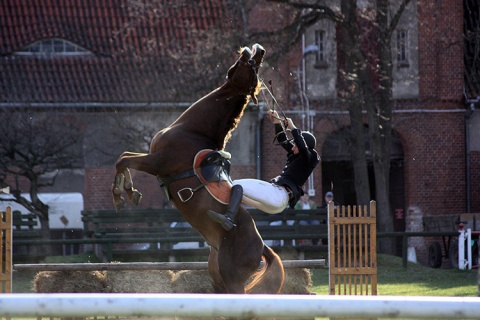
[207,185,243,231]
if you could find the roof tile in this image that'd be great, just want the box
[0,0,237,104]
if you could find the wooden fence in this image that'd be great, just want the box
[329,201,377,296]
[1,206,12,293]
[5,202,378,298]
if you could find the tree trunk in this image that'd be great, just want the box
[38,214,54,256]
[348,113,371,206]
[372,0,396,253]
[340,0,371,206]
[31,182,53,256]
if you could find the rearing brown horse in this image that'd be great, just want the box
[111,44,284,294]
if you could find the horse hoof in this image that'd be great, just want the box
[113,174,125,195]
[130,190,142,206]
[114,198,126,212]
[124,169,133,189]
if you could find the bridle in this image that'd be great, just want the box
[260,78,291,145]
[227,58,260,105]
[228,51,291,144]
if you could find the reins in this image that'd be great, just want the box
[259,78,292,145]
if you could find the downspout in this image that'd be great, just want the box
[464,94,479,213]
[256,104,266,179]
[301,33,319,197]
[466,109,471,213]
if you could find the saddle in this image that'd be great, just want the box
[193,149,232,204]
[165,149,232,204]
[197,150,231,183]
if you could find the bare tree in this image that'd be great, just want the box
[464,0,480,99]
[0,110,84,253]
[257,0,412,253]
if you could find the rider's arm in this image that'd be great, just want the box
[269,111,292,152]
[288,119,312,160]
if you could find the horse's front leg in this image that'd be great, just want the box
[208,248,228,293]
[112,168,143,212]
[112,152,157,212]
[112,171,127,212]
[122,168,142,205]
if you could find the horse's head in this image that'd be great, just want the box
[227,43,265,105]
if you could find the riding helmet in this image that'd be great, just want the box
[301,131,316,149]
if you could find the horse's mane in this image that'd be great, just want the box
[219,47,263,149]
[221,98,249,149]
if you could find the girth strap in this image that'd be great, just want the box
[177,165,223,203]
[157,169,196,201]
[157,168,195,187]
[157,150,231,203]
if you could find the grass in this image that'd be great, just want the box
[7,253,478,320]
[11,253,478,296]
[12,253,100,293]
[310,254,478,296]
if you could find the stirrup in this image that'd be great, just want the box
[207,210,236,231]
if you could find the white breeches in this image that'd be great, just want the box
[233,178,289,214]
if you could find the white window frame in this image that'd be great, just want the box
[396,29,409,67]
[14,38,92,56]
[314,29,327,66]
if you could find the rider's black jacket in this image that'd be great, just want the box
[271,124,320,208]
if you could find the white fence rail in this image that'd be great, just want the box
[1,293,480,319]
[458,227,472,270]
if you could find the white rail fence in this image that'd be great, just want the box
[458,227,480,270]
[1,293,480,319]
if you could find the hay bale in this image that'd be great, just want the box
[34,271,108,293]
[280,268,312,294]
[169,268,312,294]
[273,246,301,260]
[106,270,174,293]
[171,270,214,293]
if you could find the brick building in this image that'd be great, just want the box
[0,1,478,264]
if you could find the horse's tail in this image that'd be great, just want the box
[245,245,285,294]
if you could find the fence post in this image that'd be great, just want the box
[458,224,466,270]
[1,206,13,293]
[467,228,472,270]
[328,201,377,296]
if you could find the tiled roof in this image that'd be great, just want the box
[0,0,238,104]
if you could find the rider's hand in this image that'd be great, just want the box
[269,110,281,124]
[286,118,296,129]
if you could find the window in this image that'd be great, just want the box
[396,30,409,66]
[14,38,91,56]
[314,29,327,66]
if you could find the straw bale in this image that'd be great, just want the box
[171,270,214,293]
[170,267,311,294]
[33,271,108,293]
[280,268,312,294]
[106,270,174,293]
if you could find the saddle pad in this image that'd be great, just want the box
[193,149,232,204]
